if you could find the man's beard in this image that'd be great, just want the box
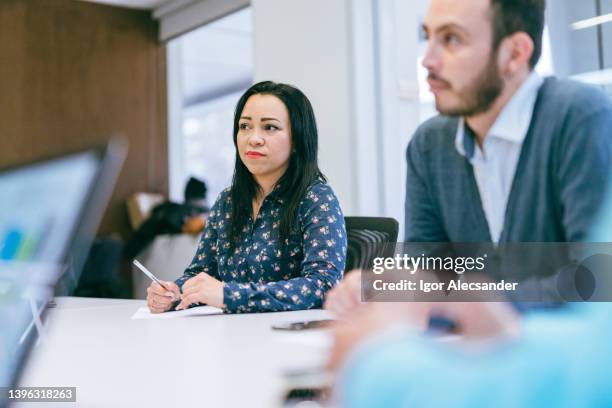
[435,52,504,117]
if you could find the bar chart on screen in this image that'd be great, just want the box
[0,220,51,262]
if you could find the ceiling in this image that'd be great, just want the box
[180,7,253,107]
[79,0,171,10]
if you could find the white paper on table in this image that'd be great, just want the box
[131,305,223,319]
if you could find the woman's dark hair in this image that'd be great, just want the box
[229,81,325,249]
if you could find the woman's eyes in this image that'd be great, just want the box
[238,122,280,132]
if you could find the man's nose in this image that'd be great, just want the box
[422,41,440,73]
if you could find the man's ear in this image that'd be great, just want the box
[498,32,534,77]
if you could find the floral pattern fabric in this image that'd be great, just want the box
[175,180,347,313]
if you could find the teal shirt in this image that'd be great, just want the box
[339,304,612,408]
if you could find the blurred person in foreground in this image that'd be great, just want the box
[330,180,612,407]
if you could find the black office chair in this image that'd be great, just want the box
[344,216,399,273]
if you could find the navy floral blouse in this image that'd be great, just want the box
[175,179,347,313]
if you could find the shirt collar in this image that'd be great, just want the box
[266,181,285,204]
[455,71,544,159]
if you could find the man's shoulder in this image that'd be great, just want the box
[409,115,459,154]
[539,77,612,121]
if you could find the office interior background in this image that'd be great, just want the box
[1,0,611,294]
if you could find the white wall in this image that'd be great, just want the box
[373,0,422,236]
[166,40,185,202]
[252,0,358,214]
[392,0,426,237]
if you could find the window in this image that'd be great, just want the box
[167,7,253,203]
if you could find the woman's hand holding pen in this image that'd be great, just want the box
[176,272,225,310]
[146,281,181,313]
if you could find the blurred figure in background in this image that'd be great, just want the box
[124,177,210,260]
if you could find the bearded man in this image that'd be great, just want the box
[326,2,612,406]
[325,0,612,316]
[405,0,612,245]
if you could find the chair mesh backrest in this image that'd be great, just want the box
[345,229,389,271]
[344,217,399,272]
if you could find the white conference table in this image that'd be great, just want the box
[18,297,335,408]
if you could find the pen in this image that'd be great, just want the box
[133,259,178,300]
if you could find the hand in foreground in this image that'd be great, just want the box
[425,302,521,340]
[327,301,520,372]
[324,270,364,319]
[146,281,181,314]
[327,302,432,371]
[175,272,224,310]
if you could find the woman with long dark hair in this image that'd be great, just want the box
[146,81,347,313]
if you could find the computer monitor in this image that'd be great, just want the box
[0,140,127,400]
